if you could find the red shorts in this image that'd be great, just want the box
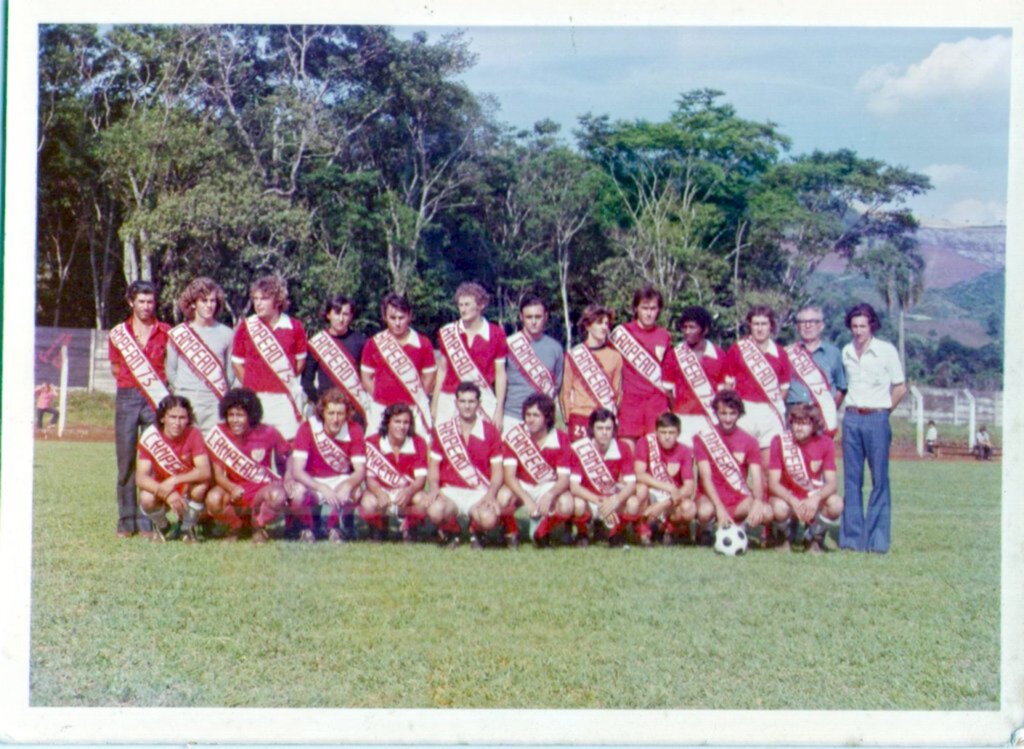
[617,396,669,439]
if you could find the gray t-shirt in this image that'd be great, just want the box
[504,333,564,420]
[166,321,236,397]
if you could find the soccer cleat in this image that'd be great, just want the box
[446,535,462,550]
[661,532,675,547]
[608,534,624,549]
[505,533,520,550]
[221,527,242,543]
[775,539,792,552]
[298,529,316,543]
[181,527,201,544]
[470,534,484,551]
[533,534,551,549]
[806,539,824,555]
[251,527,270,544]
[401,527,415,544]
[327,528,344,544]
[639,534,653,549]
[148,524,170,543]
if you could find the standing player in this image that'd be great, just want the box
[363,403,431,543]
[497,393,573,547]
[204,388,290,543]
[609,286,672,447]
[286,389,366,543]
[635,413,696,545]
[569,409,643,547]
[167,277,234,431]
[109,280,170,538]
[661,305,726,447]
[303,294,371,428]
[693,390,772,544]
[503,295,564,435]
[784,304,846,435]
[433,282,508,426]
[361,292,436,437]
[560,304,623,441]
[425,382,504,549]
[767,403,843,554]
[135,395,212,543]
[231,275,307,440]
[839,302,906,553]
[724,305,793,468]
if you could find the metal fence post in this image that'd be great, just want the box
[910,385,924,457]
[964,389,976,451]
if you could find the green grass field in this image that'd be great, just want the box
[29,440,1000,709]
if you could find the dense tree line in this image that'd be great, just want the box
[38,24,934,356]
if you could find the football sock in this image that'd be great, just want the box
[534,516,551,540]
[501,514,518,536]
[441,517,461,535]
[361,509,385,531]
[183,500,204,531]
[215,503,244,530]
[144,506,168,530]
[254,499,279,528]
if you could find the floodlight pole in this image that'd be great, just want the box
[963,389,976,451]
[910,384,923,457]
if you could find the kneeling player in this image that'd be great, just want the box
[635,412,696,545]
[767,403,843,554]
[569,409,644,547]
[363,403,430,542]
[287,388,366,542]
[497,393,572,547]
[136,395,212,542]
[693,390,772,544]
[205,388,289,543]
[425,381,504,549]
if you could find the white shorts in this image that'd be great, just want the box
[648,487,671,504]
[367,400,432,443]
[519,480,557,505]
[676,413,714,448]
[258,392,302,441]
[737,401,785,449]
[441,485,488,515]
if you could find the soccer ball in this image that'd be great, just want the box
[714,524,748,556]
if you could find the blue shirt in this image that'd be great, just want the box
[785,340,847,405]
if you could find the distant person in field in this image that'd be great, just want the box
[497,393,573,548]
[839,302,907,553]
[569,409,643,548]
[433,282,508,427]
[34,381,60,429]
[303,294,370,429]
[109,280,171,539]
[661,305,727,448]
[204,387,289,543]
[425,381,504,549]
[560,304,623,441]
[231,275,307,440]
[363,403,431,543]
[724,305,793,470]
[360,292,436,437]
[975,425,993,461]
[766,403,843,554]
[693,390,771,545]
[502,295,564,435]
[166,277,235,432]
[286,388,366,543]
[135,395,212,543]
[609,285,672,447]
[785,304,846,435]
[925,420,939,458]
[635,412,696,546]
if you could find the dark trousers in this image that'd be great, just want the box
[36,407,59,428]
[115,387,155,533]
[840,409,893,553]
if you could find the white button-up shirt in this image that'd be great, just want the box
[841,336,905,409]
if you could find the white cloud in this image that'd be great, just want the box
[922,163,973,186]
[945,198,1006,226]
[857,35,1010,115]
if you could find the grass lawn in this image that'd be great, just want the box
[28,441,1000,709]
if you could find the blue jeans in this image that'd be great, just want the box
[840,410,892,552]
[115,387,156,534]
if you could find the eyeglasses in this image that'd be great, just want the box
[796,319,823,325]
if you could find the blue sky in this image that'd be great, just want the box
[398,26,1012,226]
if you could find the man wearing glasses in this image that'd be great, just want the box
[785,305,846,435]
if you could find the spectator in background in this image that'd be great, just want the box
[925,420,938,458]
[35,381,60,429]
[975,426,993,461]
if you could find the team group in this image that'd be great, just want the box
[110,274,906,553]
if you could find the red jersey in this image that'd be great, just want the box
[768,432,836,498]
[616,321,671,404]
[292,420,366,479]
[694,426,760,507]
[231,314,308,394]
[635,435,694,488]
[502,427,571,485]
[438,320,508,394]
[570,438,636,495]
[365,433,429,488]
[430,417,503,489]
[360,330,437,403]
[137,425,207,482]
[724,339,793,404]
[663,341,726,415]
[212,423,289,493]
[109,317,171,388]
